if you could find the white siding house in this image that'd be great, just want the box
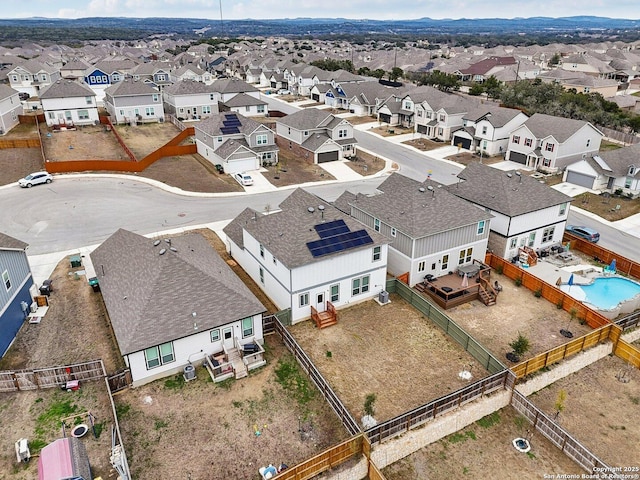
[104,79,165,124]
[224,189,390,324]
[39,80,99,127]
[162,80,220,120]
[0,85,23,135]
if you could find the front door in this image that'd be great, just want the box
[222,326,234,351]
[316,293,325,311]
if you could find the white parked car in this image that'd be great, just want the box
[233,172,254,186]
[277,89,291,95]
[18,171,53,188]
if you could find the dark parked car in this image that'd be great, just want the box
[566,225,600,243]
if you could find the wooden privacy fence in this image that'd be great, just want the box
[563,232,640,280]
[0,138,40,149]
[100,116,136,161]
[0,359,104,392]
[485,253,611,329]
[107,369,132,394]
[366,370,514,445]
[386,278,506,374]
[510,325,616,379]
[511,390,612,473]
[18,113,45,125]
[614,339,640,369]
[274,317,361,436]
[44,124,196,174]
[272,435,365,480]
[616,310,640,331]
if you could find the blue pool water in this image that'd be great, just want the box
[578,277,640,310]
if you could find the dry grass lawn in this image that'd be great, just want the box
[41,125,130,161]
[113,122,182,159]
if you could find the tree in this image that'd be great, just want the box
[372,69,387,79]
[507,333,530,362]
[468,83,484,96]
[548,53,561,67]
[483,75,502,99]
[390,67,404,82]
[419,70,460,92]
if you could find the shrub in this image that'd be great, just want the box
[495,265,503,275]
[514,277,522,287]
[364,393,377,417]
[534,288,542,298]
[509,333,530,357]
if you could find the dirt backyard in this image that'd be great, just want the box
[383,406,585,480]
[446,277,593,364]
[113,122,183,160]
[528,355,640,468]
[288,294,488,423]
[40,125,130,161]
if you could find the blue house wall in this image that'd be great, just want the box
[0,275,33,357]
[85,69,110,86]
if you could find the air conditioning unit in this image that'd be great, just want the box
[378,290,389,304]
[30,302,38,313]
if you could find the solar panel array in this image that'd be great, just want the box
[220,113,241,134]
[314,219,349,238]
[307,229,373,258]
[220,126,240,134]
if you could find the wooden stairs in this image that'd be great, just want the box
[478,287,496,306]
[311,301,338,329]
[226,347,248,379]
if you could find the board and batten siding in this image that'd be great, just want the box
[508,204,568,236]
[414,222,489,258]
[0,250,31,307]
[350,207,413,256]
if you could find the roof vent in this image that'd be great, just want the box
[418,187,425,192]
[506,173,512,178]
[318,205,325,211]
[153,239,161,246]
[170,246,177,252]
[165,238,172,244]
[307,206,315,213]
[515,171,522,183]
[159,248,167,255]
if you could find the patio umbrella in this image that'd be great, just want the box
[610,259,617,272]
[461,273,469,289]
[556,277,562,287]
[568,274,574,291]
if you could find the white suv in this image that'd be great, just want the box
[19,171,53,188]
[233,172,254,186]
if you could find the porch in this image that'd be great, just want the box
[204,336,266,383]
[311,301,337,329]
[414,261,498,309]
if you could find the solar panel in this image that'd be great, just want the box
[224,113,239,121]
[314,220,349,238]
[220,126,240,134]
[307,229,373,257]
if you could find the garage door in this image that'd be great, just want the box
[312,93,320,102]
[317,151,339,163]
[509,151,527,164]
[225,158,257,174]
[379,113,391,124]
[566,171,596,189]
[452,135,471,150]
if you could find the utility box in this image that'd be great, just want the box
[70,255,82,268]
[379,290,389,304]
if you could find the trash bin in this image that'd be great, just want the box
[88,277,100,292]
[70,255,82,268]
[39,279,53,296]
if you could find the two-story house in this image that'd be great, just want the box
[0,85,23,135]
[223,188,389,324]
[170,65,213,85]
[194,112,279,173]
[39,80,99,127]
[162,80,220,120]
[7,59,60,98]
[130,62,173,90]
[450,163,572,261]
[60,58,92,80]
[505,113,603,172]
[334,173,493,287]
[84,59,137,105]
[276,108,357,163]
[320,81,399,116]
[103,79,165,124]
[451,105,529,156]
[0,232,35,358]
[220,93,268,117]
[211,77,260,103]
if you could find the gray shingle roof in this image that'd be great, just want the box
[342,173,492,239]
[0,84,19,101]
[222,92,267,107]
[104,79,158,96]
[590,143,640,177]
[223,188,389,269]
[90,229,265,355]
[277,108,345,130]
[211,77,258,94]
[301,133,336,152]
[0,232,28,251]
[522,113,600,143]
[195,112,267,137]
[163,79,216,96]
[451,163,572,217]
[463,105,525,127]
[40,79,95,99]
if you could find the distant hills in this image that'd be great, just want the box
[0,16,638,43]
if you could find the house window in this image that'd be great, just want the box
[257,105,265,113]
[352,275,370,296]
[524,138,532,147]
[2,270,10,291]
[210,93,216,101]
[256,134,268,145]
[242,317,253,338]
[418,261,426,272]
[112,74,121,82]
[438,114,446,122]
[417,110,423,117]
[179,108,184,113]
[259,244,264,258]
[391,227,396,237]
[157,74,166,81]
[145,107,155,117]
[545,143,555,152]
[559,203,567,215]
[512,135,520,144]
[85,96,92,105]
[211,329,220,342]
[542,227,554,243]
[509,237,518,249]
[153,94,159,102]
[102,75,108,83]
[441,254,449,271]
[437,128,444,136]
[373,218,380,232]
[477,220,486,235]
[144,342,175,370]
[77,110,89,120]
[65,111,72,121]
[625,177,632,189]
[202,105,211,114]
[528,232,536,247]
[48,112,55,120]
[425,111,432,119]
[303,131,309,136]
[330,284,339,302]
[338,129,348,138]
[482,126,488,135]
[41,74,47,81]
[299,292,309,307]
[245,106,251,112]
[373,245,382,262]
[543,158,551,167]
[403,101,411,110]
[217,136,222,142]
[11,75,17,82]
[259,267,264,284]
[119,110,124,116]
[273,255,277,265]
[586,139,591,148]
[459,248,473,265]
[262,152,272,161]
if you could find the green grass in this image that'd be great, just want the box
[476,412,500,429]
[163,375,185,390]
[115,402,131,418]
[274,356,315,409]
[599,140,623,151]
[30,397,79,454]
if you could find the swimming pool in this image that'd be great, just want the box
[568,277,640,310]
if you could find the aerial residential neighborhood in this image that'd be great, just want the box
[1,7,640,480]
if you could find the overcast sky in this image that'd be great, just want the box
[3,0,640,21]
